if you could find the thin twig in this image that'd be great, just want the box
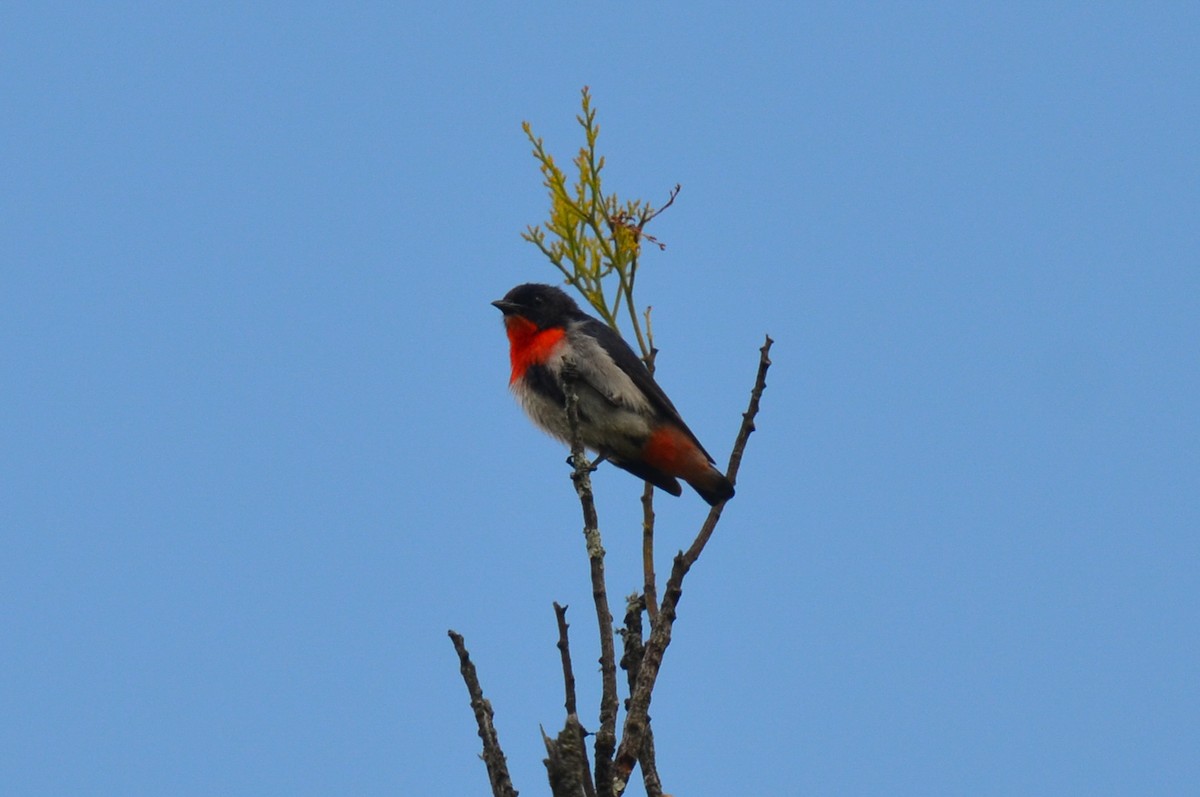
[554,603,597,797]
[640,338,660,622]
[680,335,772,567]
[638,183,681,230]
[640,483,658,623]
[448,630,520,797]
[610,336,773,794]
[553,603,580,718]
[561,374,620,797]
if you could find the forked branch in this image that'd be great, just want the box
[610,336,774,794]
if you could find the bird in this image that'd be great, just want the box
[492,283,734,505]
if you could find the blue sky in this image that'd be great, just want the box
[3,3,1197,795]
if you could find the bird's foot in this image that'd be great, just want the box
[566,453,607,473]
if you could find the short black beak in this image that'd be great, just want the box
[492,299,520,315]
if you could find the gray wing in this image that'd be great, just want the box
[569,316,714,462]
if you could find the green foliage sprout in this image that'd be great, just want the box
[522,87,679,362]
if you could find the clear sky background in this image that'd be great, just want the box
[3,3,1197,795]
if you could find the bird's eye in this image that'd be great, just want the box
[533,295,544,304]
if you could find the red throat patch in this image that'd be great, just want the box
[504,315,567,384]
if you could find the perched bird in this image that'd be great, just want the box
[492,283,734,505]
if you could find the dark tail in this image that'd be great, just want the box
[610,458,684,497]
[612,453,733,505]
[686,465,735,506]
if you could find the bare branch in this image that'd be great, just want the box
[638,183,681,232]
[561,374,620,797]
[553,602,580,718]
[680,334,772,567]
[640,484,658,624]
[611,336,773,794]
[640,339,660,623]
[553,603,597,797]
[543,717,591,797]
[448,630,520,797]
[618,594,662,797]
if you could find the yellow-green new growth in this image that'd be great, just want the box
[521,87,678,362]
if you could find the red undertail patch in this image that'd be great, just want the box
[641,424,708,479]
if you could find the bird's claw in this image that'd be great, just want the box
[566,453,607,473]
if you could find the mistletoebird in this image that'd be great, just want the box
[493,283,734,506]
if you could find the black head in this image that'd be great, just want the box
[492,283,584,329]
